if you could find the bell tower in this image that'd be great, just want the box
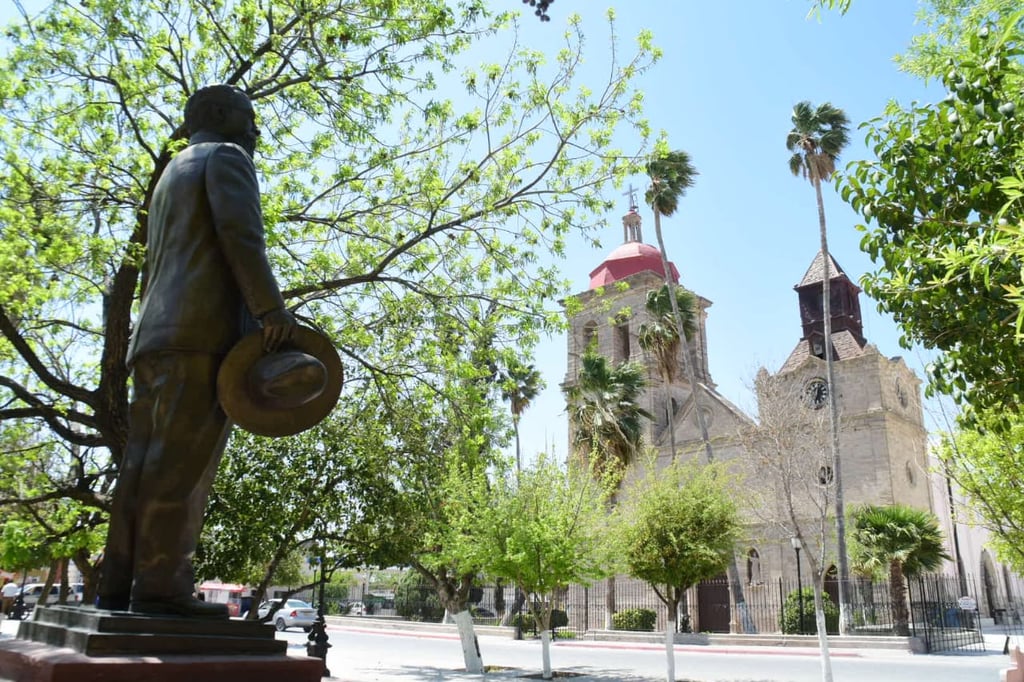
[793,250,866,361]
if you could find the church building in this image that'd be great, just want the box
[561,200,994,631]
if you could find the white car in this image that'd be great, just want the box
[256,598,317,632]
[20,583,84,608]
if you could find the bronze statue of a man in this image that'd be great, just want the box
[98,85,296,618]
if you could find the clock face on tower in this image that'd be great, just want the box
[804,377,828,409]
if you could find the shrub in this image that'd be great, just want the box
[511,609,568,634]
[780,587,838,634]
[511,612,536,633]
[394,571,444,622]
[612,608,657,631]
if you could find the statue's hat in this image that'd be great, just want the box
[217,326,342,437]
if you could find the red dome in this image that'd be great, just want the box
[588,241,679,289]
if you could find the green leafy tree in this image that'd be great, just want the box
[935,409,1024,573]
[786,100,852,633]
[0,437,106,600]
[484,453,612,680]
[196,402,394,614]
[565,352,650,490]
[644,147,755,633]
[342,308,515,674]
[849,504,950,636]
[0,1,655,587]
[619,460,739,682]
[394,569,445,622]
[564,350,649,628]
[839,5,1024,421]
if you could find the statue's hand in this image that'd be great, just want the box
[260,307,297,353]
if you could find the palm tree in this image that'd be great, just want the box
[637,283,697,460]
[501,361,542,473]
[565,352,650,486]
[645,148,755,633]
[564,350,650,629]
[787,100,851,632]
[850,505,951,636]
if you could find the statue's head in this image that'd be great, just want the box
[184,85,259,157]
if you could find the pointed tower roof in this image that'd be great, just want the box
[797,250,850,287]
[587,196,679,290]
[780,250,867,372]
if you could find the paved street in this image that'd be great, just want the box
[278,621,1017,682]
[2,614,1018,681]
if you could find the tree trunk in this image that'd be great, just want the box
[651,207,755,633]
[513,415,522,473]
[664,591,678,682]
[890,561,910,637]
[451,609,484,674]
[540,629,553,679]
[813,175,851,635]
[811,580,835,682]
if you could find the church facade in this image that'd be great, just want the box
[563,202,1021,630]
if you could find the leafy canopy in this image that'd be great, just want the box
[0,0,657,570]
[619,460,740,599]
[838,4,1024,418]
[849,504,950,579]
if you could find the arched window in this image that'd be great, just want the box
[582,321,598,353]
[614,322,630,362]
[746,548,761,585]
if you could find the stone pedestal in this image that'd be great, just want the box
[0,605,324,682]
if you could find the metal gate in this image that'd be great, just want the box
[909,574,984,653]
[697,575,730,633]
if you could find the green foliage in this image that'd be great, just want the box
[394,570,445,622]
[936,410,1024,572]
[511,611,536,632]
[564,352,651,489]
[637,284,697,385]
[839,5,1024,418]
[483,454,613,632]
[849,505,950,579]
[0,0,656,575]
[618,460,739,625]
[787,101,850,185]
[197,404,397,595]
[645,149,698,218]
[780,587,838,634]
[612,607,657,632]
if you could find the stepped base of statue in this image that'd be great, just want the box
[0,605,324,682]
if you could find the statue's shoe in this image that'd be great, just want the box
[130,597,229,619]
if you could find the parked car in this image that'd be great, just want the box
[347,601,365,616]
[256,598,317,632]
[20,583,84,608]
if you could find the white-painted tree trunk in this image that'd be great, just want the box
[452,609,484,674]
[540,629,552,679]
[664,624,675,682]
[811,584,834,682]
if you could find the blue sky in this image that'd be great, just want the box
[510,1,945,463]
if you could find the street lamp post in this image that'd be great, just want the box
[790,537,804,635]
[306,554,332,677]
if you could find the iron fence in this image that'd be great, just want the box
[397,572,998,652]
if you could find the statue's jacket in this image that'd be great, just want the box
[128,132,285,363]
